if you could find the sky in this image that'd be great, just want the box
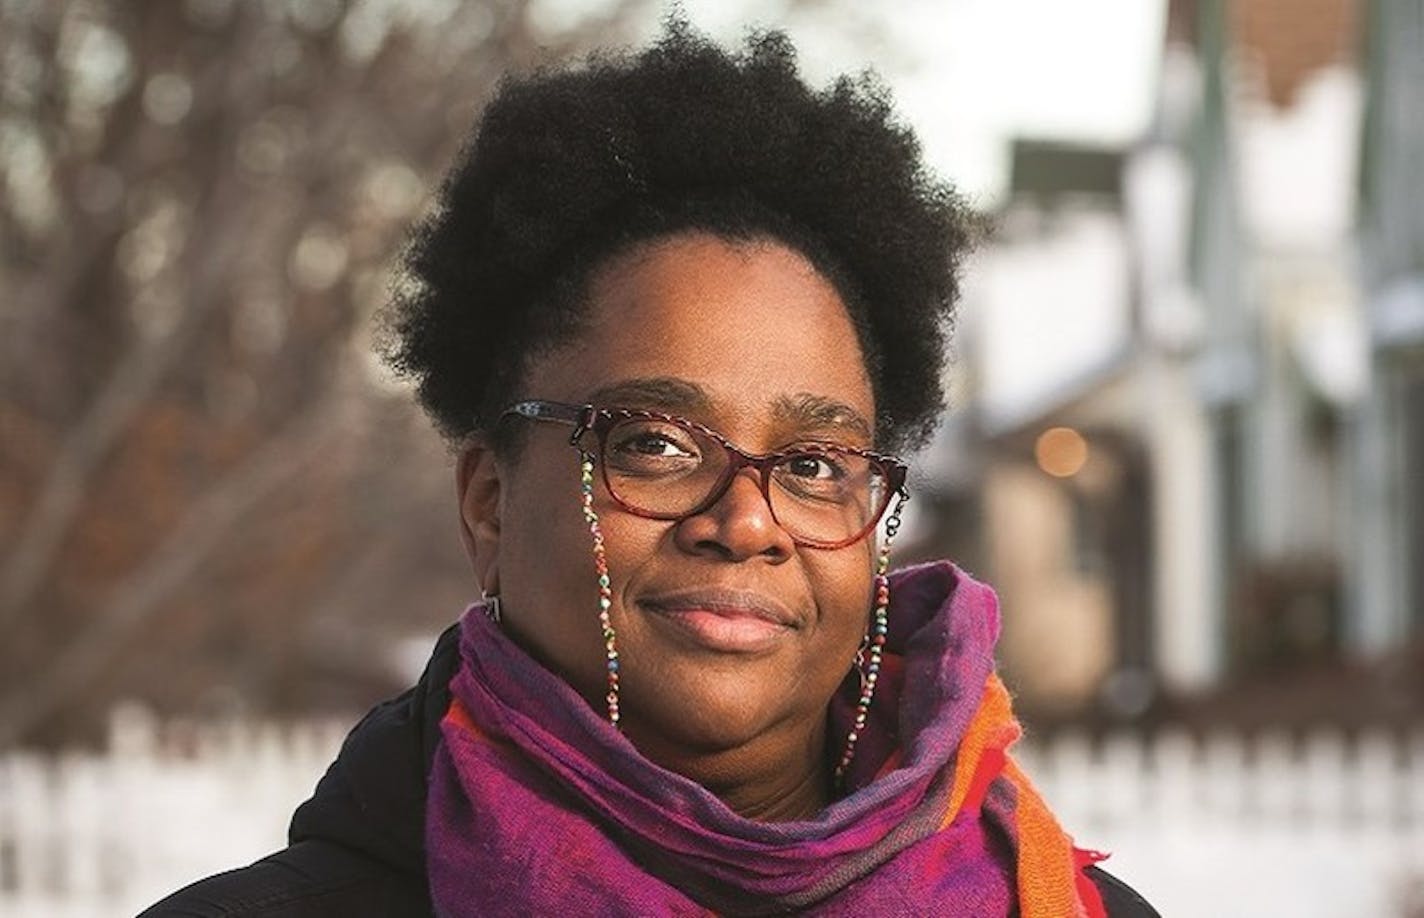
[596,0,1170,206]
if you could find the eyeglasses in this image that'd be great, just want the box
[501,400,908,550]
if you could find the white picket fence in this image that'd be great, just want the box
[1015,728,1424,917]
[1,708,1423,917]
[0,705,352,917]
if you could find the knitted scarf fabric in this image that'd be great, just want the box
[426,561,1107,917]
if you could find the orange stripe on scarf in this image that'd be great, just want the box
[939,674,1106,918]
[445,696,488,741]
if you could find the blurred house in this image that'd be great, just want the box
[910,0,1424,727]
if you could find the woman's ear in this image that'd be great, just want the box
[456,440,502,595]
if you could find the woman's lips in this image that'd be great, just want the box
[638,589,800,653]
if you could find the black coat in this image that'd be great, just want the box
[141,626,1159,917]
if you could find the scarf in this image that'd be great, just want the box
[426,561,1107,916]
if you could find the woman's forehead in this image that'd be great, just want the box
[523,234,876,440]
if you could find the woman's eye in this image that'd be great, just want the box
[608,422,701,464]
[785,454,843,480]
[627,434,689,457]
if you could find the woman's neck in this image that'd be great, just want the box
[626,716,833,822]
[718,760,830,821]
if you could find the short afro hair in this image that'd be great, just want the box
[381,20,973,454]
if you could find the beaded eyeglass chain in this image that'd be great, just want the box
[833,495,904,786]
[581,450,621,727]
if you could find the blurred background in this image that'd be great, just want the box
[1,0,1421,914]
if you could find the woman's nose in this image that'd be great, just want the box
[673,468,795,562]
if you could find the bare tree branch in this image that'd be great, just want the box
[0,7,271,631]
[0,0,653,744]
[0,385,353,748]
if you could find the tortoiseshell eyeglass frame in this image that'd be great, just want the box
[500,399,908,550]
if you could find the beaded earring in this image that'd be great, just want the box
[834,495,905,786]
[580,451,621,728]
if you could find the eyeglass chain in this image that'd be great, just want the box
[832,493,903,787]
[581,451,621,727]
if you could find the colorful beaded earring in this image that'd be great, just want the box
[834,495,906,785]
[580,451,621,727]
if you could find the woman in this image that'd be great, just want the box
[144,22,1157,918]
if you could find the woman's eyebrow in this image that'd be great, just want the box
[583,381,871,440]
[773,394,872,441]
[584,377,711,412]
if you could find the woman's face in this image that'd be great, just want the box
[460,232,878,778]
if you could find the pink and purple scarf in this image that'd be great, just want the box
[426,561,1107,916]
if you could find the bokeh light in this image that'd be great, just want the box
[1034,426,1089,478]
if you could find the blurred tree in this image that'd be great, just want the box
[0,0,646,747]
